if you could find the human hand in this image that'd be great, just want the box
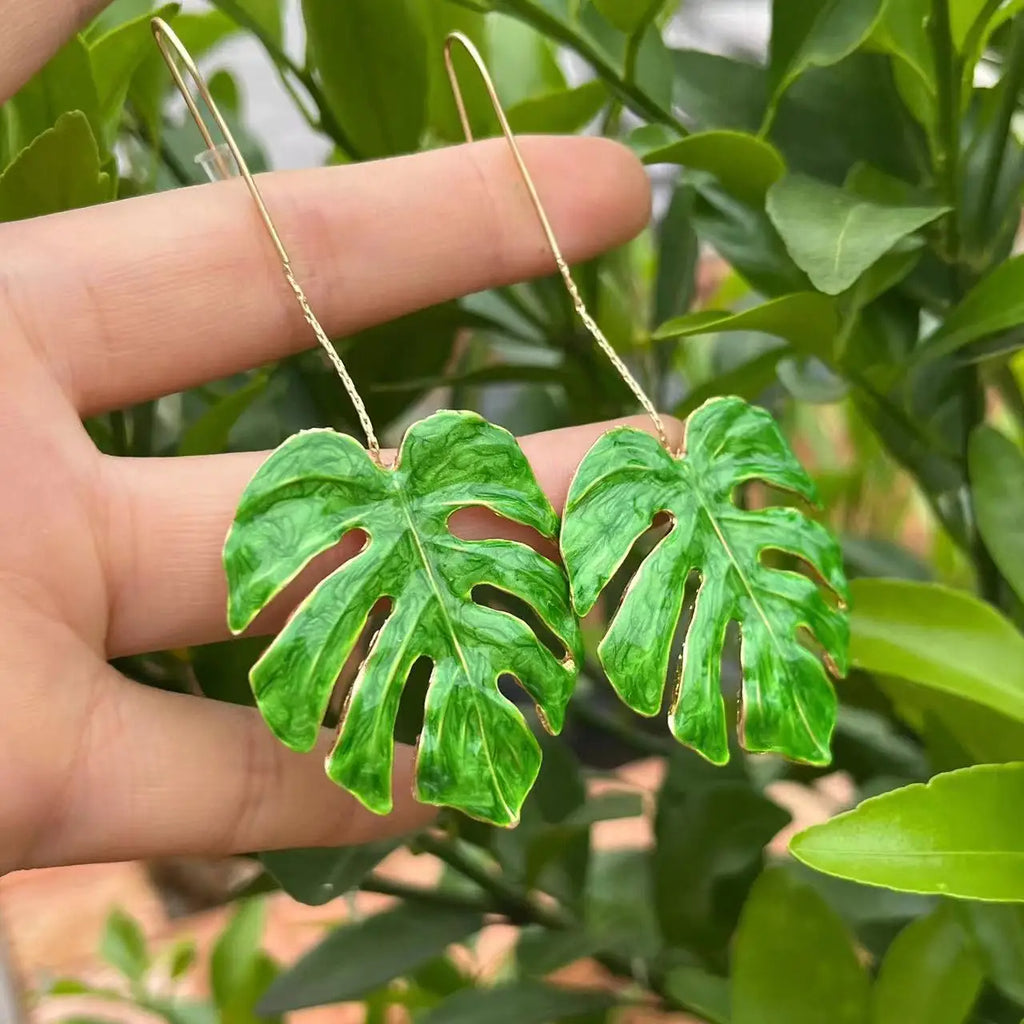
[0,0,675,874]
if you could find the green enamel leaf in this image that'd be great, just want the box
[224,410,582,827]
[560,396,850,767]
[791,763,1024,901]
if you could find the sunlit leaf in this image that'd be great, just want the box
[561,396,850,766]
[791,763,1024,900]
[225,411,582,825]
[849,578,1024,724]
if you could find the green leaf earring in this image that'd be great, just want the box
[442,33,850,767]
[151,20,583,827]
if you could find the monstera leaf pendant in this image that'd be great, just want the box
[225,411,583,826]
[560,396,850,766]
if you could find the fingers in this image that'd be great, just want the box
[0,0,106,103]
[100,415,684,658]
[4,137,651,416]
[20,643,433,870]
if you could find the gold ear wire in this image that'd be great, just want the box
[150,17,382,461]
[443,32,669,451]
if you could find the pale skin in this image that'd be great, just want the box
[0,0,682,875]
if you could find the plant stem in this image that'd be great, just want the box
[930,0,964,265]
[498,0,681,129]
[416,833,573,930]
[571,688,676,758]
[211,0,363,161]
[361,874,495,916]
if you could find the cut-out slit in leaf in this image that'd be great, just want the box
[560,396,850,766]
[224,410,583,827]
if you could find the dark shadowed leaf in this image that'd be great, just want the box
[417,981,616,1024]
[766,0,886,122]
[260,840,400,906]
[258,904,483,1014]
[921,255,1024,360]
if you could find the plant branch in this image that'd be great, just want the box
[416,833,573,930]
[211,0,363,161]
[497,0,682,130]
[361,874,495,916]
[930,0,964,266]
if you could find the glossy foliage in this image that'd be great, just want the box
[224,410,582,826]
[560,396,850,766]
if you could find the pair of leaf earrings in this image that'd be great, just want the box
[153,20,850,828]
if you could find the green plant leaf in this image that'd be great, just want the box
[654,292,838,359]
[970,426,1024,604]
[919,254,1024,361]
[676,346,790,421]
[257,904,483,1014]
[766,175,947,295]
[692,182,810,297]
[872,905,982,1024]
[590,0,660,34]
[506,79,608,133]
[732,867,870,1024]
[641,130,786,205]
[301,0,428,158]
[0,112,111,222]
[653,184,699,327]
[849,578,1024,723]
[260,839,399,906]
[178,372,270,457]
[791,763,1024,900]
[88,3,179,143]
[210,899,278,1023]
[654,752,790,958]
[417,981,616,1024]
[959,903,1024,1005]
[100,909,148,981]
[664,967,731,1024]
[2,34,103,163]
[672,50,766,133]
[420,2,494,140]
[869,0,935,131]
[560,396,850,766]
[766,0,887,124]
[224,411,582,826]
